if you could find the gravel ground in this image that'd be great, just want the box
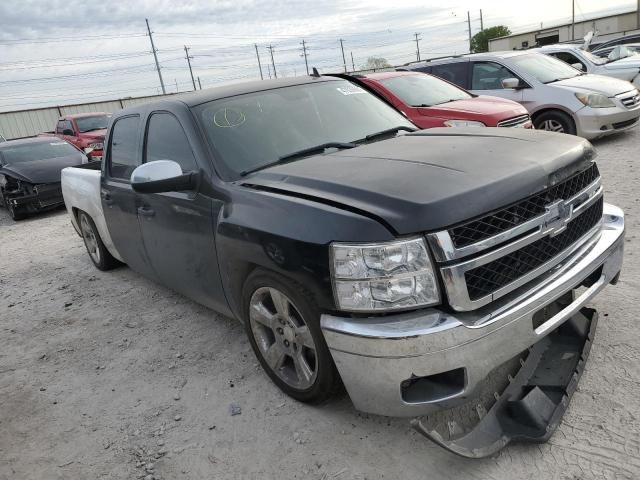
[1,129,639,480]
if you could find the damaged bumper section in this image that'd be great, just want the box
[321,203,624,451]
[4,182,64,212]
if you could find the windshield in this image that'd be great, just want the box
[75,115,110,133]
[194,80,415,178]
[581,50,608,65]
[0,141,80,164]
[608,45,640,61]
[378,73,470,106]
[511,53,583,83]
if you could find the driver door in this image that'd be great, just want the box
[135,111,227,313]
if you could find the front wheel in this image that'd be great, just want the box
[78,211,119,270]
[243,269,340,404]
[533,110,576,135]
[1,191,27,221]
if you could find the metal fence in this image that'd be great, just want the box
[0,93,176,140]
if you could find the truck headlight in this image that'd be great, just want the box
[330,238,440,312]
[89,142,104,150]
[443,120,486,127]
[575,93,615,108]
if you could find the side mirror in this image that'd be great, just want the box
[571,62,585,71]
[501,78,521,89]
[130,160,197,194]
[62,128,74,136]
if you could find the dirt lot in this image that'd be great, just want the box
[1,129,639,480]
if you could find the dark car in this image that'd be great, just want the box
[0,137,86,220]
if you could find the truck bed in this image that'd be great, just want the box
[61,166,122,262]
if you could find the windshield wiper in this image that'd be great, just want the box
[357,126,417,143]
[240,142,356,176]
[81,127,106,133]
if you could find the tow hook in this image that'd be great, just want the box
[411,307,598,458]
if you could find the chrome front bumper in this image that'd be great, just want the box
[321,203,624,417]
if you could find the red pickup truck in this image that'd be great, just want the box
[41,113,111,161]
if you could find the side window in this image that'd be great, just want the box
[108,116,141,180]
[55,120,66,134]
[551,52,585,70]
[63,120,74,133]
[430,63,469,88]
[144,113,197,172]
[471,62,517,90]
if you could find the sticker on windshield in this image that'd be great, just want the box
[336,85,366,96]
[213,108,246,128]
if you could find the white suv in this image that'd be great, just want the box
[534,44,640,88]
[403,51,640,139]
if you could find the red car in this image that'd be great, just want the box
[40,112,111,161]
[344,71,533,129]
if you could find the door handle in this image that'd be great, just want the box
[138,206,155,218]
[100,189,113,206]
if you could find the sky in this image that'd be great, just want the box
[0,0,636,112]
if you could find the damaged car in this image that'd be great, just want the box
[0,137,87,220]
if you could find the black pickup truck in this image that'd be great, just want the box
[61,76,625,457]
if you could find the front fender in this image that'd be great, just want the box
[216,186,394,321]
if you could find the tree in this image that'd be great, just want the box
[471,26,511,53]
[361,56,391,70]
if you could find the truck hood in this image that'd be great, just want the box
[418,96,525,118]
[0,154,85,184]
[240,129,596,234]
[78,129,106,140]
[554,74,635,96]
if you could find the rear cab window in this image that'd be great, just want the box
[107,115,141,181]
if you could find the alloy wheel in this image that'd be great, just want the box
[249,287,318,390]
[80,214,101,265]
[539,119,565,133]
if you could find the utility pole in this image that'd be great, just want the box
[175,79,178,93]
[351,51,355,71]
[254,44,263,80]
[267,45,277,79]
[145,18,166,95]
[637,0,639,29]
[197,76,202,90]
[267,64,272,79]
[414,33,422,61]
[480,9,484,31]
[467,11,473,53]
[184,46,196,91]
[300,40,310,75]
[572,0,575,40]
[339,39,347,72]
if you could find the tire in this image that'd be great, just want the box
[242,268,341,404]
[533,110,576,135]
[1,191,27,221]
[77,211,119,271]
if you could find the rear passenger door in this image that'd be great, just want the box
[101,115,155,278]
[135,111,227,313]
[428,62,470,89]
[469,61,524,103]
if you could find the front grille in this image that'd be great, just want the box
[620,92,640,109]
[497,114,531,128]
[449,163,600,248]
[613,117,639,129]
[464,196,603,300]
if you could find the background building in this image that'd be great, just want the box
[489,8,640,50]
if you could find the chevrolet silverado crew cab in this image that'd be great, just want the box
[61,76,624,457]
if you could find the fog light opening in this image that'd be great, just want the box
[401,367,466,404]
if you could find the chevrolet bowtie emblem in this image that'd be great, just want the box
[543,200,572,237]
